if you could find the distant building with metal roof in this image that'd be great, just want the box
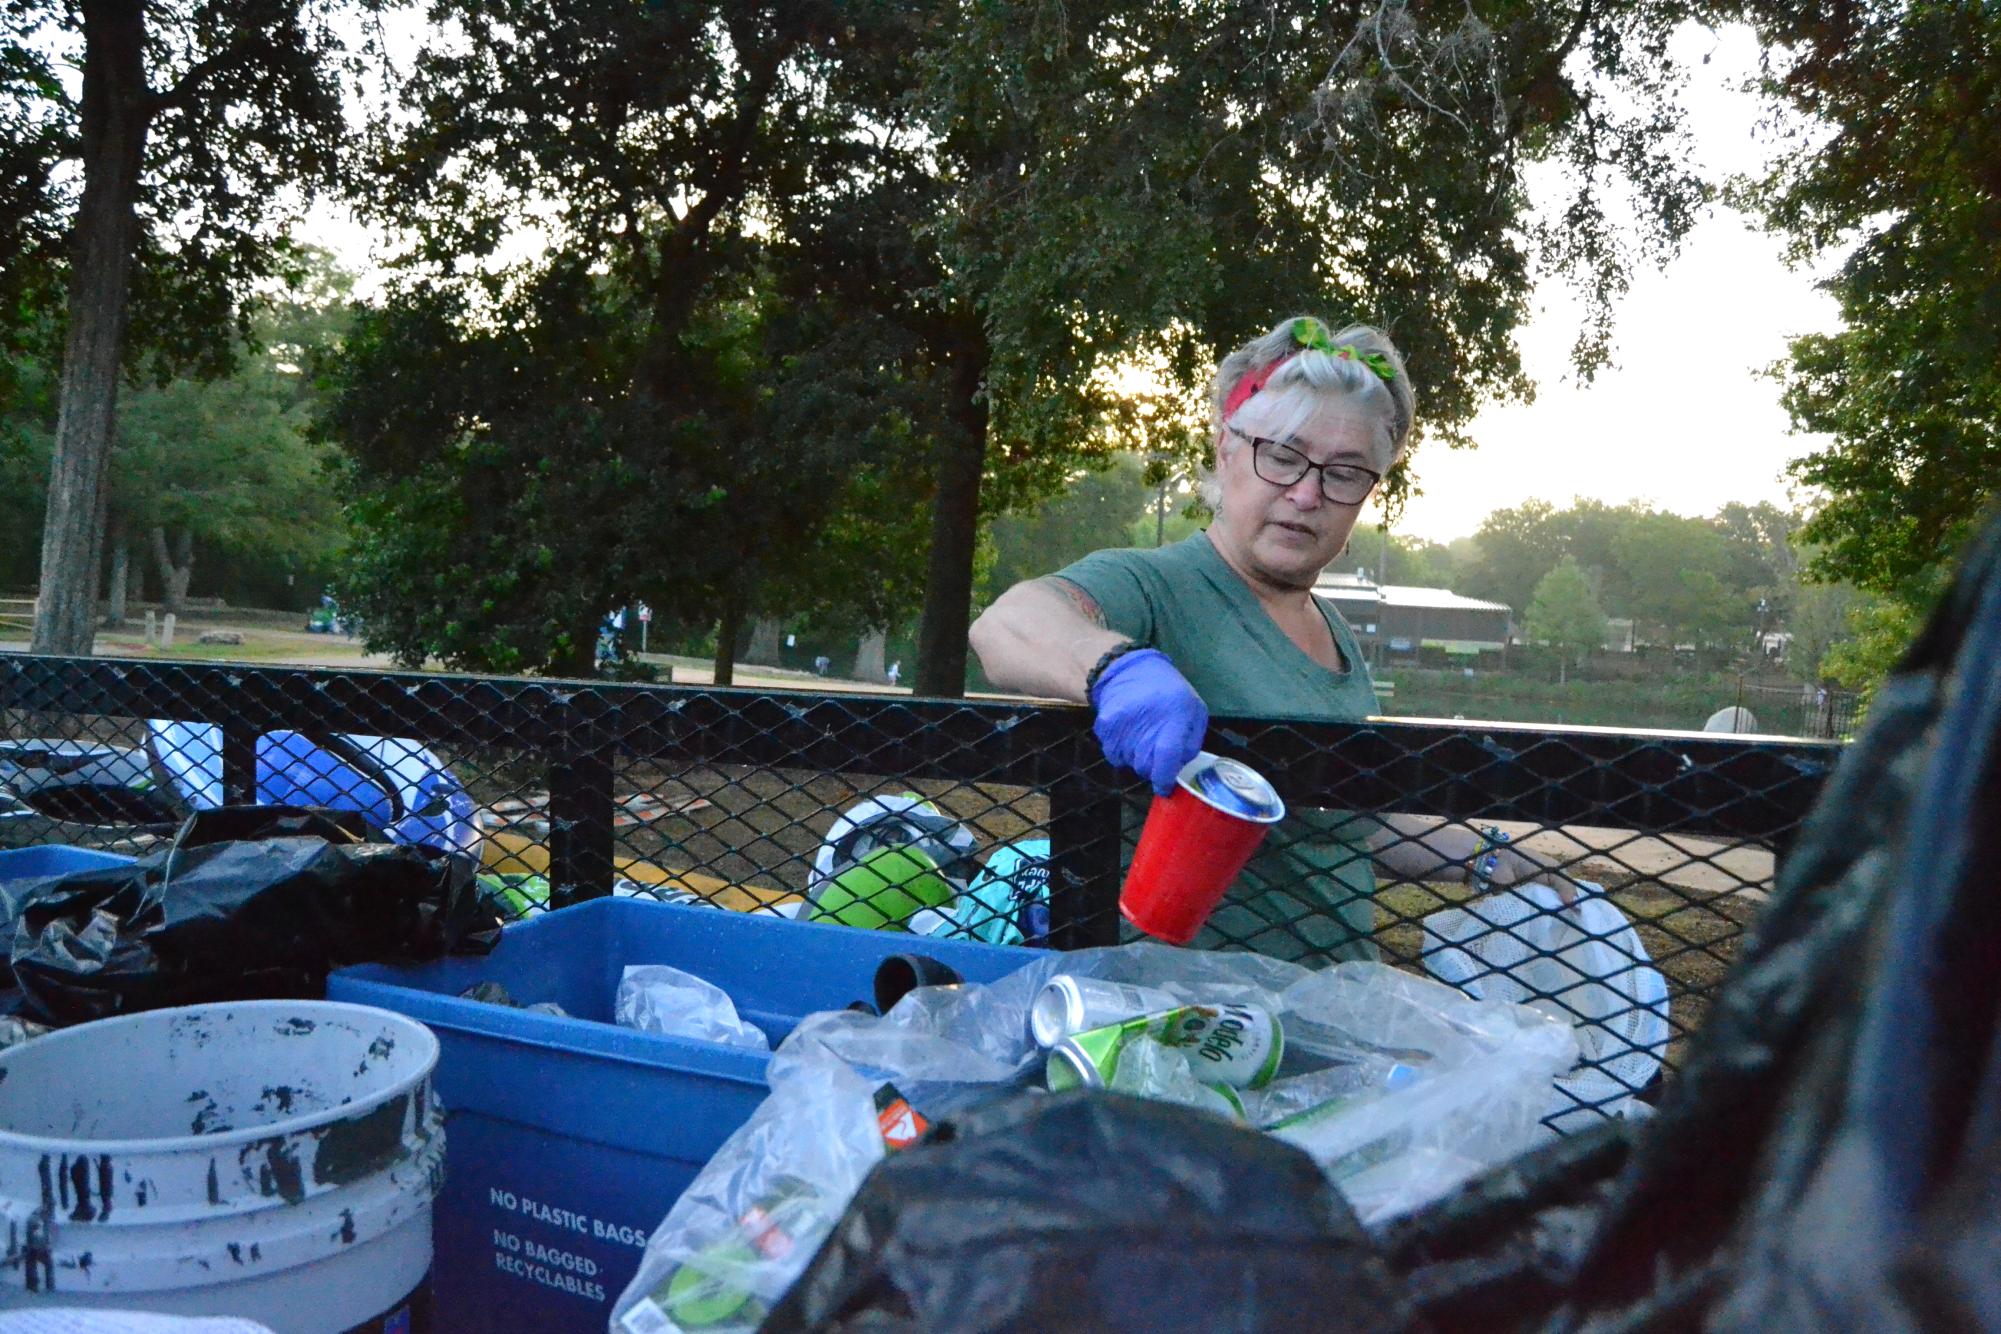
[1313,572,1513,655]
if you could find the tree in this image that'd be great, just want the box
[331,1,1717,690]
[985,456,1155,599]
[1462,499,1566,614]
[1524,556,1607,683]
[325,1,952,676]
[2,252,353,618]
[1785,578,1861,683]
[1728,5,2001,662]
[901,0,1709,693]
[10,0,359,654]
[1613,511,1744,651]
[326,260,938,677]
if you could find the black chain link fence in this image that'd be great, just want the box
[1,654,1839,1125]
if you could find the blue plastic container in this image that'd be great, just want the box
[0,844,136,882]
[328,898,1040,1334]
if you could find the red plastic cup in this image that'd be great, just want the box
[1120,753,1286,944]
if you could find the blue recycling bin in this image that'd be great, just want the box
[329,898,1042,1334]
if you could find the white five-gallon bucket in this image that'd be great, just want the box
[0,1001,443,1333]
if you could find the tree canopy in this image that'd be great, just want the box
[1524,556,1608,680]
[1736,5,2001,615]
[309,0,1716,692]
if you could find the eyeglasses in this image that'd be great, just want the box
[1228,427,1381,505]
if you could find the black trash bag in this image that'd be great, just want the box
[170,803,374,850]
[9,805,500,1026]
[765,1089,1421,1334]
[1377,508,2001,1331]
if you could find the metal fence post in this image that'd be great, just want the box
[1047,776,1125,949]
[220,721,257,807]
[548,749,616,908]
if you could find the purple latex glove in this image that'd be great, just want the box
[1088,648,1209,795]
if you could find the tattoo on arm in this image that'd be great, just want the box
[1042,577,1107,629]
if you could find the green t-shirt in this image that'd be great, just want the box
[1056,532,1382,964]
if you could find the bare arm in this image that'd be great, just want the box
[968,577,1131,703]
[1365,813,1577,901]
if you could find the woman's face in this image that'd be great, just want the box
[1210,388,1390,592]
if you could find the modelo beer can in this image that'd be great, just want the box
[1121,752,1285,945]
[1044,1003,1284,1091]
[1045,1029,1248,1122]
[1029,974,1182,1048]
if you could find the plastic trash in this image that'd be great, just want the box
[458,979,570,1017]
[145,721,480,857]
[611,940,1578,1332]
[1366,504,2001,1329]
[2,805,499,1026]
[805,793,979,930]
[0,1016,49,1052]
[951,837,1052,945]
[615,964,771,1052]
[763,1091,1417,1334]
[1421,879,1669,1118]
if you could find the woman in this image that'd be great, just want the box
[970,316,1558,962]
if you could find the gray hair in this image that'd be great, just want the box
[1199,317,1415,505]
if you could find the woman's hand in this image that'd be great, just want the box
[1090,648,1208,795]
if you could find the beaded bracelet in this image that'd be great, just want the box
[1472,825,1512,891]
[1084,641,1143,697]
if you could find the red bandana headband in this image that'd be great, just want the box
[1222,319,1398,422]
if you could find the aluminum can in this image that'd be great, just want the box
[1045,1032,1247,1122]
[1186,755,1285,821]
[1029,974,1181,1048]
[1044,1003,1285,1091]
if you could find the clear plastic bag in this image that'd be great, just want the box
[614,965,771,1052]
[611,943,1578,1332]
[1421,880,1670,1110]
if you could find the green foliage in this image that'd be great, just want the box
[984,456,1155,599]
[323,263,937,674]
[1612,511,1745,651]
[0,253,353,601]
[1725,4,2000,692]
[1322,523,1459,589]
[1,1,361,377]
[1822,596,1923,703]
[1784,579,1862,683]
[1463,500,1568,613]
[1524,557,1608,675]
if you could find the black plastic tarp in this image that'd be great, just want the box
[4,805,499,1027]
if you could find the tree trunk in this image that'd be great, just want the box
[104,513,129,628]
[853,627,887,683]
[913,327,990,698]
[149,525,194,615]
[713,595,741,687]
[30,1,151,657]
[744,617,782,666]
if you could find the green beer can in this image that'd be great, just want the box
[1045,1002,1283,1092]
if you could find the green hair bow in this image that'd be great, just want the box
[1291,317,1397,382]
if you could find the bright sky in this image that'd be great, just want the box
[1383,24,1843,544]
